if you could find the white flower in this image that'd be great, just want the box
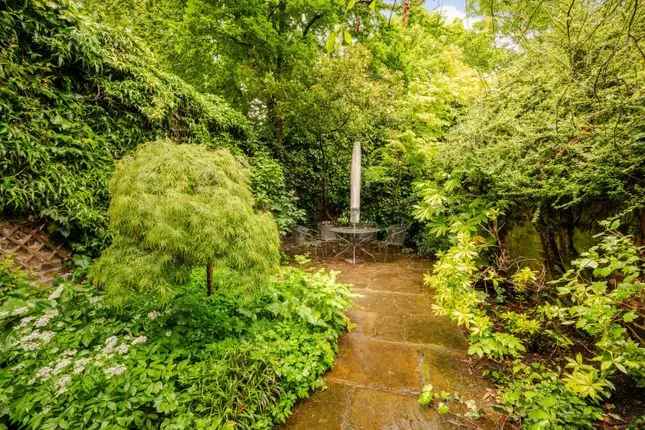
[53,358,72,374]
[40,330,55,343]
[20,341,39,351]
[36,366,53,380]
[21,332,39,342]
[104,365,126,377]
[73,358,90,374]
[116,344,129,355]
[147,311,159,321]
[48,286,64,301]
[34,315,49,327]
[19,330,55,350]
[102,336,119,354]
[34,309,59,328]
[18,316,35,328]
[63,349,77,357]
[131,335,147,345]
[12,306,29,316]
[56,375,72,394]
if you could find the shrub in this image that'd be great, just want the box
[0,262,351,429]
[501,363,604,430]
[249,153,305,235]
[417,203,644,427]
[90,140,280,303]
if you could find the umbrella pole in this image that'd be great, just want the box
[353,241,356,264]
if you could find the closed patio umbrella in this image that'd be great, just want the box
[350,142,361,225]
[330,142,377,263]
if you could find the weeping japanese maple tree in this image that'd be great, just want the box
[90,140,280,304]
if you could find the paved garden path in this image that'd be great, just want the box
[283,257,499,430]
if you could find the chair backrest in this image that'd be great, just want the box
[319,222,337,241]
[386,225,407,246]
[294,225,317,244]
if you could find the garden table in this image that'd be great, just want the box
[329,225,381,264]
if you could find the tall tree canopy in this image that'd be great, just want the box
[79,0,496,223]
[419,0,645,270]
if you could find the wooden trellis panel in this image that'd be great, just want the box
[0,220,70,284]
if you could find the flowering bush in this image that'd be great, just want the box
[0,262,351,429]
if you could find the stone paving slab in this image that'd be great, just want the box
[351,289,434,316]
[283,382,351,429]
[346,387,457,430]
[326,334,425,395]
[284,382,459,430]
[320,259,428,294]
[282,257,497,430]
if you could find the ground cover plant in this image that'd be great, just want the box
[0,260,351,429]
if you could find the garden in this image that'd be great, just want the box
[1,0,644,429]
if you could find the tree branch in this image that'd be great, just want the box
[303,13,324,37]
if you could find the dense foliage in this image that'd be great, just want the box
[428,0,644,269]
[0,0,249,252]
[0,261,351,429]
[414,1,645,427]
[90,141,280,303]
[79,0,500,227]
[1,0,643,427]
[250,152,305,234]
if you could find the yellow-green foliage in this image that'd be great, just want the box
[91,140,279,303]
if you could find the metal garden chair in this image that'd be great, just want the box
[377,224,407,261]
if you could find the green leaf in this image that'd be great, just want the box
[343,30,352,45]
[325,31,337,53]
[622,311,637,323]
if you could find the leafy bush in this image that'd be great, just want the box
[90,140,280,303]
[0,261,350,429]
[0,0,248,251]
[417,207,644,427]
[249,153,305,235]
[549,229,645,396]
[501,363,604,430]
[410,1,644,426]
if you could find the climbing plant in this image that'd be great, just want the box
[0,0,248,252]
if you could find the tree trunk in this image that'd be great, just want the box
[402,0,411,27]
[639,208,645,246]
[556,225,575,269]
[206,263,213,296]
[267,0,287,159]
[539,228,564,278]
[267,96,284,159]
[318,138,331,220]
[496,223,511,274]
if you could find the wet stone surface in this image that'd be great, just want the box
[282,256,497,430]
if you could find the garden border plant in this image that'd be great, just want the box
[0,257,351,429]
